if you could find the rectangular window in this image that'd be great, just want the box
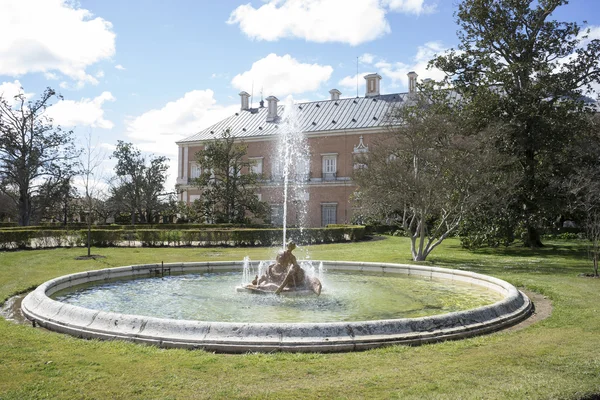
[321,203,337,226]
[322,154,337,181]
[249,157,263,175]
[296,156,310,181]
[272,159,283,181]
[190,163,201,179]
[189,194,201,203]
[270,205,283,226]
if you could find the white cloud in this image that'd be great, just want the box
[338,73,374,95]
[359,53,375,64]
[124,89,240,190]
[0,80,33,104]
[352,42,447,91]
[115,64,126,71]
[383,0,437,15]
[45,91,116,129]
[231,53,333,96]
[95,70,105,78]
[125,89,239,155]
[0,0,116,87]
[227,0,390,46]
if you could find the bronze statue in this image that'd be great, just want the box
[250,242,322,296]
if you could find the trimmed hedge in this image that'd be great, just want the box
[0,226,366,249]
[0,223,272,231]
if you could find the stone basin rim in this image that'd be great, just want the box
[21,261,532,353]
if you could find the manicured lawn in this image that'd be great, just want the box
[1,237,599,399]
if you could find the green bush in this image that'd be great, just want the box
[0,225,366,249]
[0,229,83,249]
[83,230,125,247]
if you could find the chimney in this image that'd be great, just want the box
[408,71,418,94]
[266,96,279,122]
[364,73,382,97]
[329,89,341,101]
[239,91,250,110]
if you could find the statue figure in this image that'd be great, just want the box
[250,242,322,296]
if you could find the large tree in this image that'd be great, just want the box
[110,141,169,224]
[353,93,499,261]
[191,129,267,224]
[0,88,79,225]
[432,0,600,247]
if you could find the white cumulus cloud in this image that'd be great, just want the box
[359,53,376,64]
[231,54,333,97]
[345,41,448,91]
[124,89,239,155]
[0,80,34,104]
[45,91,116,129]
[337,73,374,96]
[123,89,240,190]
[0,0,116,87]
[227,0,390,46]
[115,64,126,71]
[383,0,437,15]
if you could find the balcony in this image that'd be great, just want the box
[322,172,337,181]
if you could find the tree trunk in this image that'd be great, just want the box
[524,225,543,248]
[522,139,544,248]
[18,189,30,226]
[63,200,68,226]
[87,212,92,257]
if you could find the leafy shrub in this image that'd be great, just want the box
[83,230,124,247]
[0,225,365,249]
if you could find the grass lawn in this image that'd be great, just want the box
[1,236,599,399]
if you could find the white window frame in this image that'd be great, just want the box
[296,155,310,181]
[270,204,283,226]
[190,163,201,179]
[249,157,263,175]
[321,203,337,226]
[272,159,283,181]
[322,153,337,180]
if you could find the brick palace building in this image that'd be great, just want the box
[175,72,420,227]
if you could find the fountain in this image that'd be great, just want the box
[19,97,533,353]
[237,97,322,296]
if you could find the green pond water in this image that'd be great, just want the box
[53,271,503,323]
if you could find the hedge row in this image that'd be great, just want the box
[0,226,365,250]
[0,223,271,231]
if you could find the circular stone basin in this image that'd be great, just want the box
[21,261,532,353]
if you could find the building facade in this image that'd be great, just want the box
[175,73,419,227]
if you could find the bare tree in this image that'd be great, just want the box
[0,87,79,225]
[353,93,500,261]
[79,131,107,257]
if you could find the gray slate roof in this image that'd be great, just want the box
[177,91,599,145]
[177,93,411,144]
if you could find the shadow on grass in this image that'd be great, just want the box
[429,240,590,276]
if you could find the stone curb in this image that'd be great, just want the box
[21,261,532,353]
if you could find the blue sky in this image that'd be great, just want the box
[1,0,599,190]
